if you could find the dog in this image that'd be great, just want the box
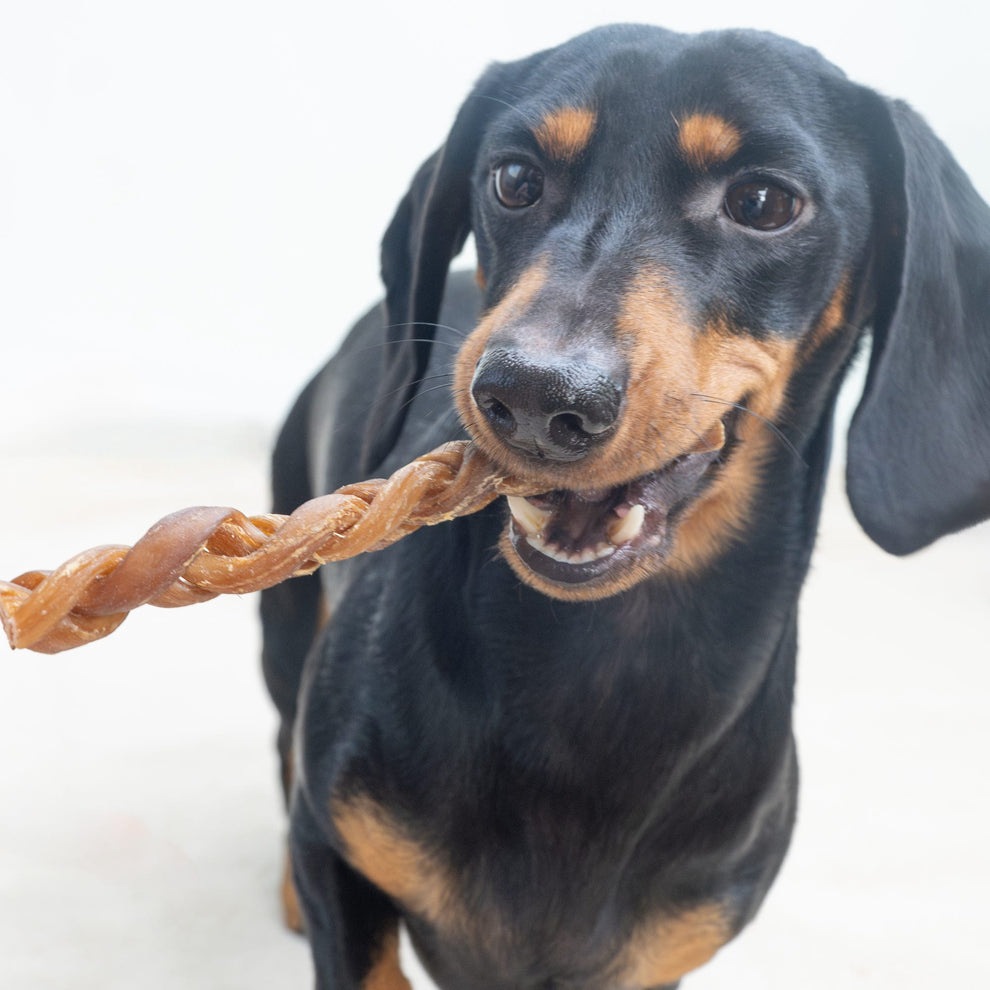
[261,24,990,989]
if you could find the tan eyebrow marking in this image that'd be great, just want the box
[533,107,597,161]
[677,113,743,168]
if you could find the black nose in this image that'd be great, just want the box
[470,348,624,461]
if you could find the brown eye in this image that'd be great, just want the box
[724,181,800,230]
[493,161,544,209]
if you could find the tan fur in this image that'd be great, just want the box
[363,925,412,990]
[332,795,457,928]
[281,848,305,934]
[617,904,732,986]
[534,107,597,161]
[610,270,798,577]
[803,275,851,353]
[677,113,743,168]
[332,793,734,986]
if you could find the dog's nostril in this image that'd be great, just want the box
[549,412,587,439]
[553,412,584,433]
[562,393,621,436]
[481,395,516,431]
[546,412,596,457]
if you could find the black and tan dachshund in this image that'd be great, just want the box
[261,24,990,989]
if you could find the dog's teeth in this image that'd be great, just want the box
[569,543,614,564]
[507,495,550,536]
[526,536,615,565]
[608,503,646,545]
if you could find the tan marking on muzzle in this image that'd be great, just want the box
[454,259,550,463]
[616,268,798,575]
[457,261,798,596]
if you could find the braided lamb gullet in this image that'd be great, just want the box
[0,442,532,655]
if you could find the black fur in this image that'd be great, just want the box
[262,25,990,989]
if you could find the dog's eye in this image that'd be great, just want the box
[493,162,544,209]
[724,181,800,231]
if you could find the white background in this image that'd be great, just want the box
[1,2,988,987]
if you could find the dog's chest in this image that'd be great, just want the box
[330,791,731,988]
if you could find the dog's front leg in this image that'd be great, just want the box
[291,797,411,990]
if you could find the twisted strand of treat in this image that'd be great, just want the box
[1,442,533,655]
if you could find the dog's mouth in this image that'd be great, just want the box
[502,419,730,596]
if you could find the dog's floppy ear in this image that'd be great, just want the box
[360,62,524,473]
[846,99,990,555]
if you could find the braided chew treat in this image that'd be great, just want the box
[1,442,531,655]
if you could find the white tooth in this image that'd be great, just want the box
[608,503,646,546]
[507,495,550,536]
[525,534,556,559]
[524,534,615,565]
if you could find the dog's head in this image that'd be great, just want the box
[366,25,990,600]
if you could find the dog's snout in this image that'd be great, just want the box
[471,348,623,461]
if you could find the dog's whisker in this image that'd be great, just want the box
[352,338,463,362]
[373,381,456,421]
[385,320,470,339]
[345,322,469,367]
[472,93,531,122]
[690,393,806,465]
[677,422,719,451]
[413,382,460,399]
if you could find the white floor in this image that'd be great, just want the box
[0,412,987,990]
